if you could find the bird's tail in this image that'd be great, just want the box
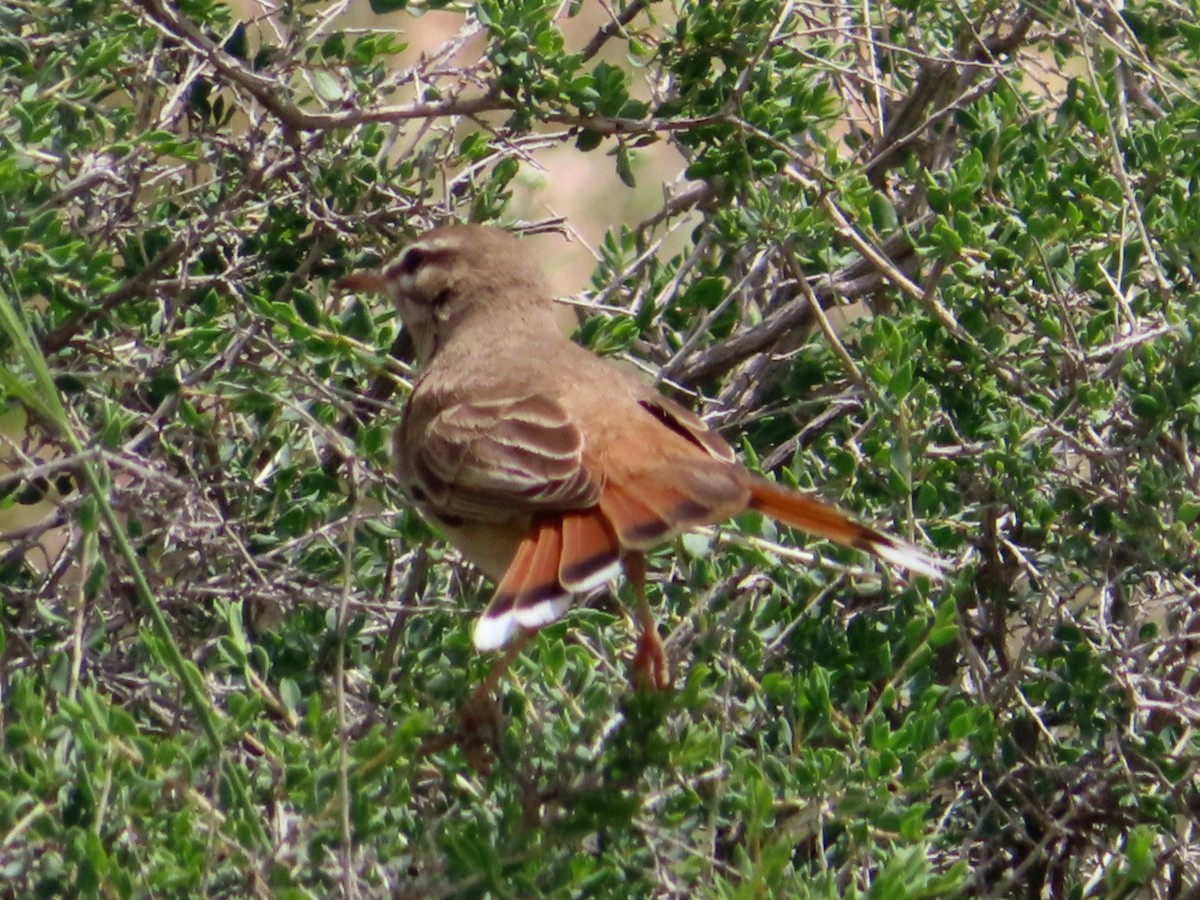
[746,477,943,579]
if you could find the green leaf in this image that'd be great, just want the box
[575,128,603,152]
[223,22,248,60]
[1131,392,1162,419]
[890,359,913,397]
[293,291,322,326]
[615,142,636,187]
[311,70,344,102]
[78,495,99,533]
[1123,826,1155,882]
[869,192,898,231]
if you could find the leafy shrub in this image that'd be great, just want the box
[1,0,1198,895]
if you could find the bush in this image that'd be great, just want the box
[2,0,1198,895]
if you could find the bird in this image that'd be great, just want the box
[338,224,940,690]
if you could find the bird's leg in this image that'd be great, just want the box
[625,552,670,691]
[457,631,532,772]
[469,632,531,703]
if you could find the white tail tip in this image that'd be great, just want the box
[872,538,947,581]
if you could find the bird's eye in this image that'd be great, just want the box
[398,246,427,275]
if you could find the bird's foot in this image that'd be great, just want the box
[631,626,671,692]
[456,687,503,774]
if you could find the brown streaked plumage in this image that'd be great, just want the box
[339,224,941,689]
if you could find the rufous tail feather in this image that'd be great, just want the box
[746,478,943,579]
[474,513,621,650]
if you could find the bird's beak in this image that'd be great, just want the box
[334,270,388,293]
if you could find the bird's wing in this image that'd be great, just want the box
[405,392,624,651]
[411,393,599,520]
[629,393,737,464]
[585,389,750,550]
